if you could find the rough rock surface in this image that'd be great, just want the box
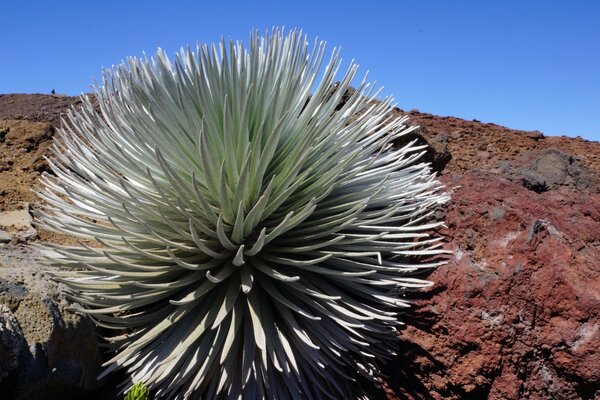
[514,148,599,193]
[380,171,600,399]
[0,206,38,243]
[0,120,55,211]
[398,109,600,179]
[0,94,599,399]
[0,304,25,379]
[0,94,82,128]
[0,245,103,400]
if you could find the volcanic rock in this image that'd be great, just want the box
[0,245,103,400]
[0,120,57,212]
[0,93,598,399]
[0,94,82,128]
[515,148,599,193]
[381,171,600,399]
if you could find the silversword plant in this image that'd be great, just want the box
[36,29,449,399]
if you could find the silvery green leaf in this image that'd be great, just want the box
[36,28,449,399]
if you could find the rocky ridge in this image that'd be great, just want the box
[0,93,598,399]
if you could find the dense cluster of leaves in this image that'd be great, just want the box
[36,29,448,399]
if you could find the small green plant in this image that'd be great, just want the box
[124,382,150,400]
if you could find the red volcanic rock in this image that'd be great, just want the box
[382,171,600,399]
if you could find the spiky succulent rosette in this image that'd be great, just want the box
[35,29,449,399]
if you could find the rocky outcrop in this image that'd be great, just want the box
[0,245,103,400]
[381,171,600,399]
[0,94,82,128]
[398,109,600,180]
[0,94,598,399]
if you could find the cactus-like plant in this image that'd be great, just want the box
[125,382,150,400]
[36,29,449,399]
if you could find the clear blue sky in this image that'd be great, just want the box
[2,0,599,141]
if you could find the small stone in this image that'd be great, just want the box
[16,227,37,243]
[0,230,10,243]
[0,210,32,230]
[489,207,506,221]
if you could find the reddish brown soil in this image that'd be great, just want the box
[0,94,82,127]
[399,108,600,178]
[1,94,598,399]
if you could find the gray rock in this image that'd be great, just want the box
[517,148,599,193]
[390,125,452,173]
[0,229,10,243]
[0,245,103,400]
[0,209,33,230]
[415,128,452,173]
[15,227,38,243]
[0,305,26,379]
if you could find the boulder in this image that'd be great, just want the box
[516,148,599,193]
[0,245,103,400]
